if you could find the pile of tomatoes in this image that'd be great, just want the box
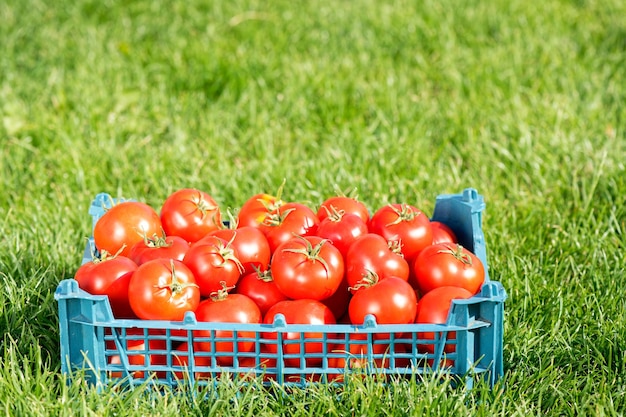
[74,187,486,374]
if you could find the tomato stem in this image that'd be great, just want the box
[155,260,199,295]
[191,189,218,220]
[252,265,274,282]
[254,180,287,218]
[95,244,126,263]
[348,270,380,292]
[219,235,245,274]
[437,244,473,265]
[140,230,173,248]
[275,178,286,202]
[281,236,331,272]
[224,209,239,229]
[261,207,296,227]
[255,197,284,215]
[384,203,421,226]
[102,194,122,212]
[320,205,346,222]
[387,239,404,257]
[209,281,235,301]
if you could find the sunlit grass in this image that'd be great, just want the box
[1,0,625,414]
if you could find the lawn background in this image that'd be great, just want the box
[1,0,625,415]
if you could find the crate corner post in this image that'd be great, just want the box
[55,279,109,387]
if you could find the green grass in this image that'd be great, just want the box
[1,0,625,415]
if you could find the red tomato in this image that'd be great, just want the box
[128,234,189,265]
[107,329,167,379]
[315,211,368,258]
[209,226,271,276]
[320,278,352,322]
[237,193,284,228]
[262,299,336,368]
[127,259,200,320]
[271,235,344,301]
[74,255,137,318]
[194,292,262,366]
[183,235,244,297]
[368,204,432,261]
[413,243,485,295]
[317,196,370,224]
[348,275,417,326]
[258,202,320,253]
[430,221,458,245]
[415,286,473,353]
[235,269,289,316]
[160,188,222,243]
[94,201,163,258]
[345,233,410,291]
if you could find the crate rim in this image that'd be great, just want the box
[55,277,505,333]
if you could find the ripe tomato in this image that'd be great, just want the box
[368,203,432,261]
[209,226,271,276]
[262,299,336,368]
[413,243,485,295]
[320,277,352,322]
[271,235,344,301]
[235,269,289,316]
[107,328,167,379]
[315,211,368,258]
[74,255,137,318]
[128,234,189,265]
[430,221,457,245]
[236,191,284,228]
[94,201,163,258]
[258,202,320,253]
[414,286,473,353]
[345,233,410,291]
[194,292,262,366]
[183,235,244,297]
[160,188,222,243]
[348,275,417,326]
[317,195,370,224]
[127,259,200,321]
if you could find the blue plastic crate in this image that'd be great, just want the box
[55,188,507,390]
